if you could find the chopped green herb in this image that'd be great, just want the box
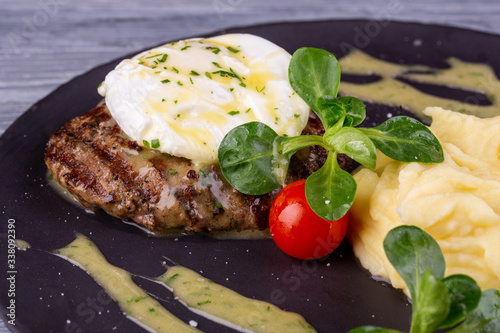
[205,72,212,79]
[227,46,240,53]
[212,62,222,68]
[142,140,150,148]
[256,86,266,93]
[158,54,168,63]
[161,98,166,102]
[149,307,156,313]
[228,111,240,116]
[145,53,163,59]
[165,273,180,284]
[189,77,194,84]
[177,81,183,86]
[161,79,171,84]
[151,139,160,149]
[230,88,234,92]
[211,48,221,54]
[294,114,300,118]
[97,82,103,88]
[190,70,200,76]
[212,70,238,79]
[174,100,178,104]
[239,82,247,88]
[245,108,252,113]
[172,67,179,73]
[168,169,177,175]
[197,300,212,306]
[180,45,191,51]
[134,296,146,303]
[145,53,164,59]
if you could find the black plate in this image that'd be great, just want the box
[1,19,500,333]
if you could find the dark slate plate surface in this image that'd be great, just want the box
[1,19,499,333]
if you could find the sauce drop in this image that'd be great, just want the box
[339,50,500,119]
[55,235,200,333]
[55,234,315,333]
[159,266,316,333]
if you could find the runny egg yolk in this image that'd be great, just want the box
[98,33,310,164]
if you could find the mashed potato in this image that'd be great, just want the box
[348,107,500,296]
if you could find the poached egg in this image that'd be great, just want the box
[98,33,310,164]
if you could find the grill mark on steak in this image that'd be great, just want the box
[45,103,352,233]
[45,125,114,204]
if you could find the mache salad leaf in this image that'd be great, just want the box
[350,226,495,333]
[218,47,444,221]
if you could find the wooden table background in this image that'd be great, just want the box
[1,0,500,331]
[2,0,500,136]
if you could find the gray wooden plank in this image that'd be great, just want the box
[1,2,499,137]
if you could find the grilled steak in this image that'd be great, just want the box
[45,103,352,233]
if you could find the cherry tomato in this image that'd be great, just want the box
[269,179,348,259]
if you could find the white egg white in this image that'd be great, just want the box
[98,33,309,164]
